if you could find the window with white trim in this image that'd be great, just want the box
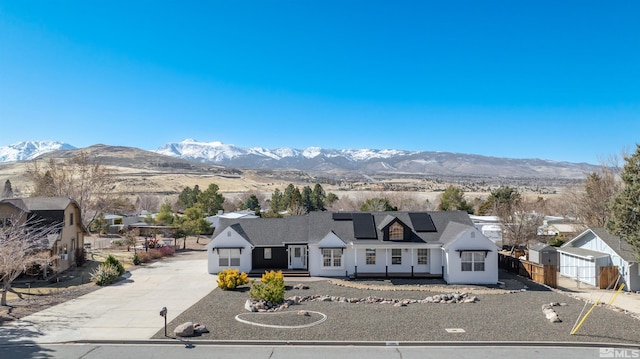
[389,222,403,240]
[417,248,429,265]
[322,249,342,268]
[365,248,376,265]
[264,248,272,260]
[218,249,241,267]
[461,251,485,272]
[391,248,402,265]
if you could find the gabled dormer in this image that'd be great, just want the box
[378,215,412,242]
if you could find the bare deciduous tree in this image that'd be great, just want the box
[0,216,61,306]
[136,195,161,213]
[25,151,122,228]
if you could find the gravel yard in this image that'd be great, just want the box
[153,273,640,344]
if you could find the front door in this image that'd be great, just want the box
[289,245,307,269]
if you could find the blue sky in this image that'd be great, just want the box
[1,1,638,164]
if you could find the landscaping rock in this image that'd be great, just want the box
[193,323,209,334]
[244,299,257,312]
[174,322,194,337]
[298,310,310,316]
[293,283,310,290]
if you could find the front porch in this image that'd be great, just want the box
[248,268,310,278]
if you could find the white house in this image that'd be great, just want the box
[558,228,639,291]
[207,211,499,285]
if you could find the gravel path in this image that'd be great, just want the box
[153,274,640,344]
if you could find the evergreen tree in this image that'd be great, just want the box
[311,183,326,211]
[438,185,474,213]
[269,188,283,214]
[606,144,640,260]
[283,184,297,209]
[301,186,314,213]
[243,194,261,213]
[155,201,174,225]
[176,185,201,210]
[196,183,225,216]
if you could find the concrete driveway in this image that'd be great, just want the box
[556,275,640,316]
[0,257,216,344]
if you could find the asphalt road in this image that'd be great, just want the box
[2,343,639,359]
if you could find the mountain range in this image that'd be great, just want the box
[0,139,599,181]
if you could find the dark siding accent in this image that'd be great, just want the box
[252,247,288,269]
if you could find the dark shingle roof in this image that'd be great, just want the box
[212,211,475,247]
[590,227,637,263]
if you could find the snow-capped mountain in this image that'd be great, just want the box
[0,140,76,162]
[0,138,600,180]
[154,139,412,164]
[153,139,598,179]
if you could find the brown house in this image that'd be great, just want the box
[0,197,87,273]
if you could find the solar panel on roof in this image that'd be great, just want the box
[409,212,437,232]
[332,212,353,220]
[353,213,377,239]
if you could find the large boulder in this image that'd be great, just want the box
[174,322,194,337]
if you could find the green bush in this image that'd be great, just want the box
[90,263,120,286]
[104,255,125,276]
[249,270,285,304]
[217,269,250,290]
[132,253,142,265]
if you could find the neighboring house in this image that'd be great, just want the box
[205,210,259,229]
[0,197,87,273]
[558,228,639,291]
[538,216,583,238]
[469,215,503,247]
[208,211,499,285]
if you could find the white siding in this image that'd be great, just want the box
[559,252,596,286]
[442,228,498,285]
[207,228,253,274]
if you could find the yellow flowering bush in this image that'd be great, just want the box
[217,269,249,290]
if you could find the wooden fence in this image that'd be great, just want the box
[498,252,557,288]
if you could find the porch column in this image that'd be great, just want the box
[411,248,414,278]
[353,245,358,277]
[385,248,389,278]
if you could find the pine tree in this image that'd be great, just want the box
[196,183,225,216]
[311,183,326,211]
[437,185,474,213]
[606,144,640,260]
[301,186,314,213]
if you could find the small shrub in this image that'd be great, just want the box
[137,252,152,263]
[132,253,142,265]
[104,255,125,276]
[158,246,175,257]
[90,263,120,286]
[148,248,163,259]
[74,247,87,267]
[249,270,285,303]
[217,269,249,290]
[260,269,284,284]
